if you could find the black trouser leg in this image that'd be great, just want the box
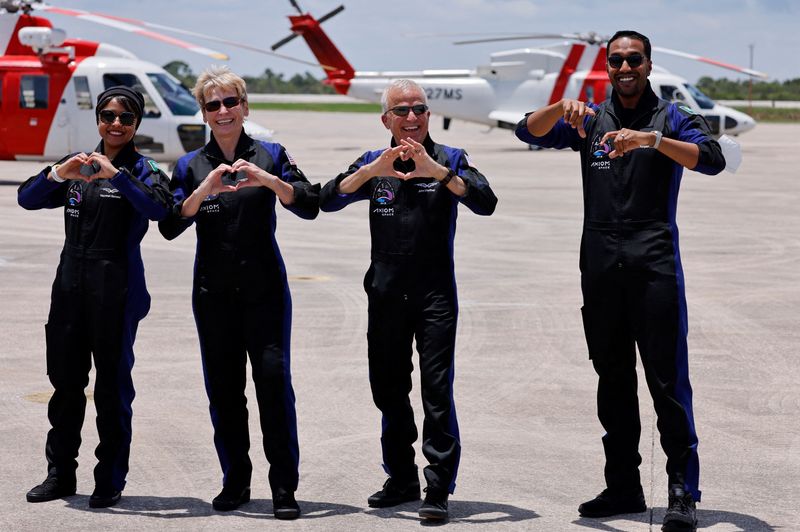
[632,270,700,501]
[91,317,133,492]
[195,290,252,489]
[415,287,460,494]
[44,270,90,482]
[583,271,642,491]
[366,291,418,482]
[244,287,299,493]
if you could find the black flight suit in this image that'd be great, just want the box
[159,131,319,494]
[18,141,172,493]
[515,84,725,501]
[319,135,497,494]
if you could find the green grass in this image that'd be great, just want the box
[249,102,382,113]
[732,106,800,122]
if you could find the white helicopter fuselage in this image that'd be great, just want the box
[346,46,755,137]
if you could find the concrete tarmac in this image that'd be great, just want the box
[0,112,797,531]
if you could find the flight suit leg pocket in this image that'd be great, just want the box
[581,305,613,361]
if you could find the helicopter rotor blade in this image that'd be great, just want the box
[454,33,581,45]
[652,45,768,79]
[38,6,229,59]
[35,4,335,70]
[271,4,344,52]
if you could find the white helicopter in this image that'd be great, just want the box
[273,2,767,137]
[0,0,322,162]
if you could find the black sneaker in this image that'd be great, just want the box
[272,488,300,520]
[26,475,77,503]
[89,488,122,508]
[578,487,647,517]
[212,485,251,511]
[367,477,421,508]
[662,487,697,531]
[418,487,448,521]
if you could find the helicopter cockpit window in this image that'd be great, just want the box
[102,73,162,118]
[73,76,93,110]
[660,85,681,102]
[683,83,715,110]
[147,73,199,116]
[20,75,48,109]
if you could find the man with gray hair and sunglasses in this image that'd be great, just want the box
[516,30,725,532]
[320,79,497,521]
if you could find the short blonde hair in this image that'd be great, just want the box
[193,65,247,109]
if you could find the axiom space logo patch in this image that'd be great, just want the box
[591,135,613,158]
[372,179,395,205]
[67,182,82,206]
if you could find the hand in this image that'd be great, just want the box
[364,145,407,179]
[397,138,446,180]
[230,159,277,190]
[601,129,652,159]
[561,99,596,138]
[84,153,118,180]
[199,164,238,196]
[56,153,92,181]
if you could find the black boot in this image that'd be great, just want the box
[272,487,300,520]
[418,486,449,521]
[212,485,251,511]
[662,486,697,531]
[89,487,122,508]
[367,477,421,508]
[578,487,646,517]
[26,475,77,503]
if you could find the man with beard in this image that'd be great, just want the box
[516,31,725,532]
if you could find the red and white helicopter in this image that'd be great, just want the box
[275,2,767,138]
[0,0,320,162]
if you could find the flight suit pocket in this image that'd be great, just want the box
[580,305,613,361]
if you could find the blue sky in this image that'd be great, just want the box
[26,0,800,84]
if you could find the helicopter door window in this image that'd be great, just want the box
[102,73,162,118]
[73,76,93,110]
[660,85,682,103]
[20,75,49,109]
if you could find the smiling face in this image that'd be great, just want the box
[607,36,652,107]
[381,86,430,145]
[98,98,136,154]
[202,85,248,144]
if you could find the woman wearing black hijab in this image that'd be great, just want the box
[18,86,172,508]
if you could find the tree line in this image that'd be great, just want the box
[164,61,333,94]
[696,77,800,101]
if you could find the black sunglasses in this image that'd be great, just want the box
[386,104,429,117]
[608,53,645,69]
[99,110,136,126]
[204,96,242,112]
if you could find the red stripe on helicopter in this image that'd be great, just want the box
[548,44,585,105]
[578,46,608,102]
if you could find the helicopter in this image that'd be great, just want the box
[273,2,767,138]
[0,0,288,162]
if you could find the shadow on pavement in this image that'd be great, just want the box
[367,499,539,526]
[573,507,776,531]
[65,495,361,520]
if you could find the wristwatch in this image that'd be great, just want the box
[651,130,663,150]
[49,164,66,183]
[441,168,455,186]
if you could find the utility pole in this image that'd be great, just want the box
[748,43,754,111]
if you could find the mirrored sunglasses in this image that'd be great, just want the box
[204,96,242,112]
[99,110,136,126]
[608,53,645,69]
[387,104,429,117]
